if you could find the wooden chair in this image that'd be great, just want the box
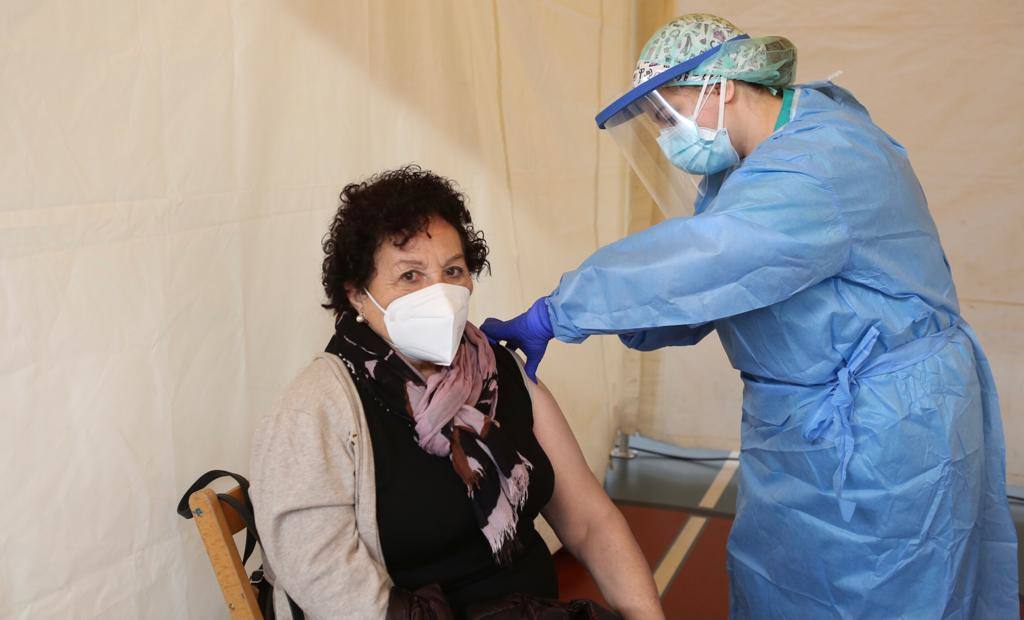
[187,486,263,619]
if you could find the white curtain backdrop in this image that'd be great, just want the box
[0,1,636,617]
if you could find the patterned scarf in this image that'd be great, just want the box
[326,310,533,564]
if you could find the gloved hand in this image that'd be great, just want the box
[480,297,554,383]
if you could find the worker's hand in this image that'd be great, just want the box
[481,297,554,382]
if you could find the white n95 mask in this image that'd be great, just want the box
[364,283,471,366]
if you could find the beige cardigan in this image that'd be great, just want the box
[250,352,538,619]
[250,353,392,619]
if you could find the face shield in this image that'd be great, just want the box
[596,35,749,218]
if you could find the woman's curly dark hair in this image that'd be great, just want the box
[321,165,490,318]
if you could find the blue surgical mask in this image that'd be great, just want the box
[656,78,739,175]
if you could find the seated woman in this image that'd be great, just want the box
[250,166,663,619]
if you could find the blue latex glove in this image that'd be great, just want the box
[480,297,554,382]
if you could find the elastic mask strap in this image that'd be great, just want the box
[717,77,727,131]
[364,289,387,314]
[693,74,713,119]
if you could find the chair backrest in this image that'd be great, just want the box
[188,486,263,619]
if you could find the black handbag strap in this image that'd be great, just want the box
[176,469,251,519]
[218,492,260,565]
[176,469,260,572]
[177,469,304,619]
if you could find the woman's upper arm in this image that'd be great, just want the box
[250,398,390,618]
[530,377,618,551]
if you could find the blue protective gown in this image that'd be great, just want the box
[550,82,1018,618]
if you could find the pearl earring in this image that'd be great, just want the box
[356,314,366,323]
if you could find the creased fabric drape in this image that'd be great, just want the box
[0,1,635,617]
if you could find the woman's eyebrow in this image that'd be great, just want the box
[393,258,427,270]
[444,253,465,265]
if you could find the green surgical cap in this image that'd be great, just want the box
[633,13,797,91]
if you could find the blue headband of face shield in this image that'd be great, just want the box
[595,34,750,129]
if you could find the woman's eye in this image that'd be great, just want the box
[401,271,418,282]
[445,266,465,278]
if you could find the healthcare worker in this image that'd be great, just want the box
[482,13,1019,619]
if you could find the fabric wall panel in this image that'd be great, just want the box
[1,1,635,616]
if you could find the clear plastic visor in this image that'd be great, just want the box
[603,87,713,218]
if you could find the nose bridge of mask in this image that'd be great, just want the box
[365,284,461,318]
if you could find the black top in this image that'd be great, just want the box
[357,344,558,615]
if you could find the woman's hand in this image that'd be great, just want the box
[387,584,453,620]
[529,376,665,620]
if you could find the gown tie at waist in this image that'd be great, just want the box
[801,322,961,521]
